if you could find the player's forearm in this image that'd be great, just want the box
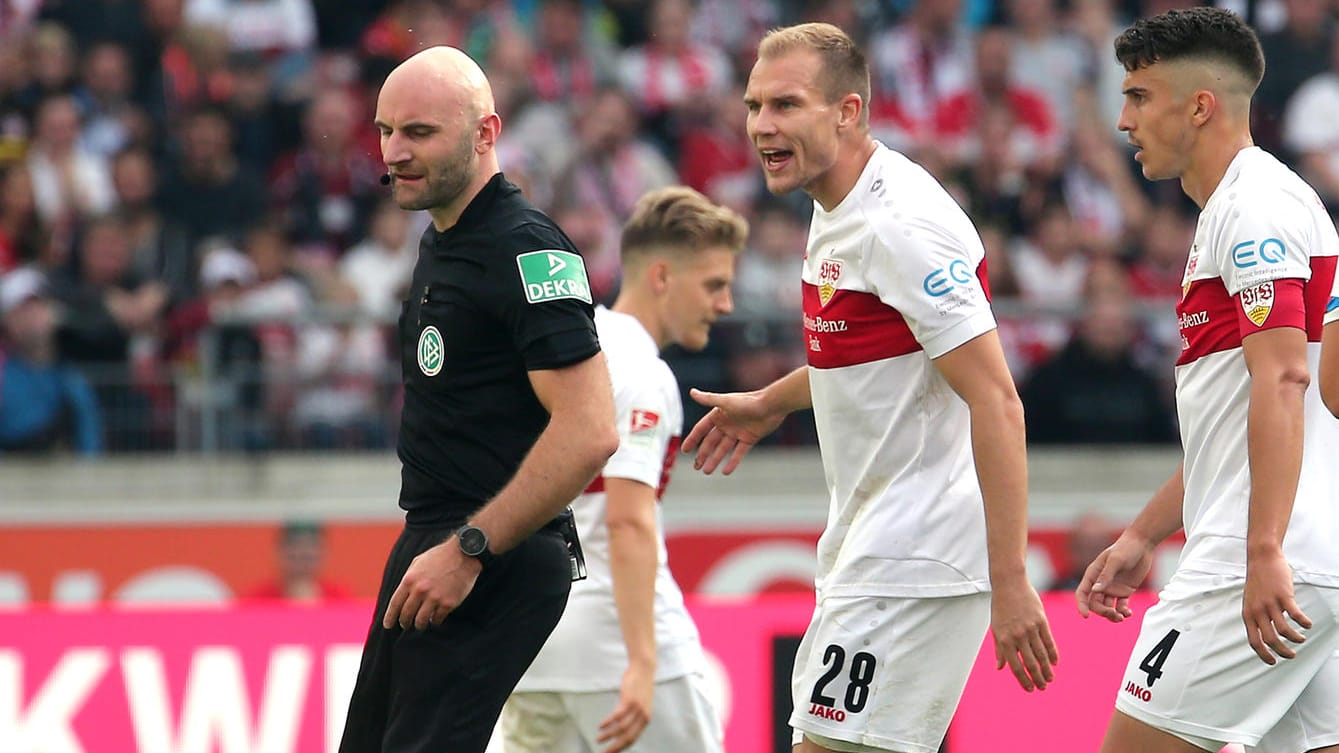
[471,416,618,553]
[608,515,660,670]
[760,366,812,416]
[1245,369,1307,556]
[969,390,1031,582]
[1125,464,1185,548]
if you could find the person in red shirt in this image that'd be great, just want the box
[245,520,351,602]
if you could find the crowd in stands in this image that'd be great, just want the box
[0,0,1330,454]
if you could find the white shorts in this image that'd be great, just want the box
[789,592,991,753]
[499,672,722,753]
[1114,572,1339,751]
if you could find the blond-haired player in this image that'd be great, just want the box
[504,186,746,753]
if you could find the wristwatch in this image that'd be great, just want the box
[455,524,497,569]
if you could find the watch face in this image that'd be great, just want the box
[459,526,488,556]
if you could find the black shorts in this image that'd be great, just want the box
[339,521,571,753]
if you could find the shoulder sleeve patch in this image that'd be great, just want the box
[516,250,593,304]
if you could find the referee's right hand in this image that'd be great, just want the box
[383,541,482,630]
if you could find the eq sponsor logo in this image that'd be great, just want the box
[1231,238,1286,269]
[922,259,973,298]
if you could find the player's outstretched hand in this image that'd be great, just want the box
[381,540,480,631]
[990,576,1058,692]
[1075,533,1152,622]
[681,388,783,475]
[1243,549,1311,665]
[596,664,654,753]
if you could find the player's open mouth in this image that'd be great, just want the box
[761,149,793,172]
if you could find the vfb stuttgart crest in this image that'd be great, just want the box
[418,326,444,376]
[818,258,843,306]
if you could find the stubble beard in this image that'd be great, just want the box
[397,133,478,211]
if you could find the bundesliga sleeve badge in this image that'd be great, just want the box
[630,409,660,433]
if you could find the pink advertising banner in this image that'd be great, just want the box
[0,593,1160,753]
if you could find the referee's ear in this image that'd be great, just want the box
[475,112,501,154]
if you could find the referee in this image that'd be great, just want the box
[339,46,618,753]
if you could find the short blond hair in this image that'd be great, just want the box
[758,23,871,127]
[620,187,749,264]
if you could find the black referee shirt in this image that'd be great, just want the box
[396,173,600,522]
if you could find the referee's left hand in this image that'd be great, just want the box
[382,542,481,630]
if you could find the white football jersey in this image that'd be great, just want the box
[1175,147,1339,585]
[802,142,997,599]
[514,307,704,692]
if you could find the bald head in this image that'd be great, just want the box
[375,46,503,229]
[385,46,495,120]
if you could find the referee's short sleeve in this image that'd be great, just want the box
[491,223,601,370]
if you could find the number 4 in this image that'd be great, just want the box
[1138,629,1180,687]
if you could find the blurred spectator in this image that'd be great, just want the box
[616,0,732,152]
[51,214,168,451]
[339,199,418,322]
[111,148,196,303]
[269,87,383,255]
[14,23,80,117]
[1059,113,1151,257]
[867,0,975,154]
[1009,193,1088,309]
[0,35,32,163]
[155,23,238,122]
[1282,26,1339,204]
[733,201,804,319]
[157,106,269,252]
[291,314,389,450]
[690,0,776,70]
[0,0,42,37]
[0,266,103,455]
[77,42,152,159]
[25,94,117,227]
[1005,0,1092,137]
[184,0,317,61]
[932,25,1063,174]
[1070,0,1131,145]
[1021,293,1176,445]
[35,0,149,52]
[161,244,257,369]
[244,520,351,601]
[221,52,282,172]
[0,164,45,273]
[1049,511,1121,592]
[677,84,759,211]
[1129,203,1195,301]
[552,86,676,243]
[1256,0,1334,154]
[727,202,807,396]
[949,102,1032,236]
[526,0,618,104]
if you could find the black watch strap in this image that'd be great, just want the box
[455,524,497,569]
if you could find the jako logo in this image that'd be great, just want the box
[1231,238,1286,268]
[808,703,846,721]
[1123,680,1152,702]
[922,260,972,297]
